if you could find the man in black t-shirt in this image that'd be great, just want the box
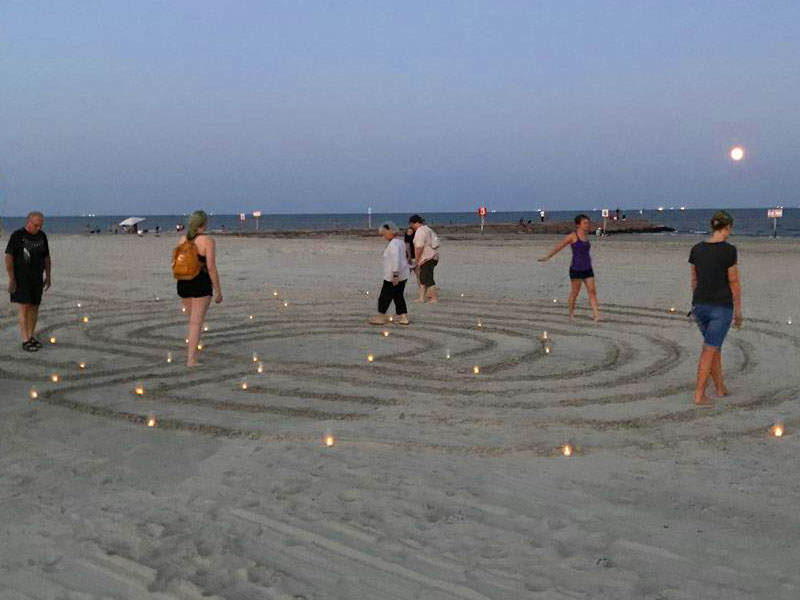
[4,211,52,352]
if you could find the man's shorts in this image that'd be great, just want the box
[693,304,733,348]
[10,278,44,306]
[419,259,438,287]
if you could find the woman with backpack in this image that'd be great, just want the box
[172,210,223,367]
[409,214,439,303]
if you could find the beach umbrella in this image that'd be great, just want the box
[119,217,146,227]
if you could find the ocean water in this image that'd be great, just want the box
[0,208,797,238]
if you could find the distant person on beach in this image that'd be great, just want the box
[410,214,440,303]
[689,210,742,406]
[369,222,410,325]
[539,214,602,321]
[173,211,223,367]
[4,212,51,352]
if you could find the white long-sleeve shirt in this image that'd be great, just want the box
[382,237,410,282]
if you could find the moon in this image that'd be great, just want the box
[729,146,745,161]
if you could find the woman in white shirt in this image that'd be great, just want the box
[369,222,410,325]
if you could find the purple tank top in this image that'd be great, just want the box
[570,237,592,271]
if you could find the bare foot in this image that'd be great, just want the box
[186,361,202,368]
[695,395,713,406]
[427,298,439,304]
[413,298,426,303]
[594,314,603,322]
[568,314,575,321]
[715,386,729,397]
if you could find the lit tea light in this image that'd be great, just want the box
[78,361,86,370]
[256,362,264,374]
[367,354,375,362]
[50,373,60,383]
[181,307,187,313]
[166,352,173,363]
[788,318,793,325]
[542,331,548,340]
[771,423,784,438]
[445,349,451,359]
[283,301,289,307]
[562,443,573,457]
[553,298,558,304]
[185,338,189,344]
[473,365,480,375]
[382,330,390,337]
[146,414,157,427]
[196,344,204,351]
[29,388,39,400]
[76,302,82,308]
[252,352,259,362]
[544,345,552,355]
[82,315,89,323]
[49,337,56,344]
[669,306,676,313]
[272,290,279,297]
[203,325,209,332]
[240,381,248,390]
[477,319,483,328]
[324,431,335,447]
[248,314,254,320]
[135,386,145,395]
[388,315,394,322]
[155,297,160,301]
[365,291,370,295]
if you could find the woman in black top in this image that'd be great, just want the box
[688,210,743,405]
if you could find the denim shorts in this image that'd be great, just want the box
[693,304,733,348]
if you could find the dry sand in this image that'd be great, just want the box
[1,231,799,599]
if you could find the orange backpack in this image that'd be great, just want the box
[172,239,202,280]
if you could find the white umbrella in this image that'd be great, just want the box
[119,217,146,227]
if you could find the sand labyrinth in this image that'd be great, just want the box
[4,292,798,456]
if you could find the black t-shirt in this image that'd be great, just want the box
[689,241,737,307]
[4,228,49,283]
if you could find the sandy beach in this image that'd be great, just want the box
[2,231,799,599]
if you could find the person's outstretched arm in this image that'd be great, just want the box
[539,233,576,262]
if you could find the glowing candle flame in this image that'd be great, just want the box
[729,146,745,161]
[324,432,335,447]
[51,374,60,383]
[460,293,465,298]
[473,365,480,374]
[82,315,89,323]
[283,301,289,307]
[252,352,259,362]
[477,319,483,328]
[365,291,370,295]
[203,325,209,332]
[553,298,558,304]
[382,330,390,337]
[367,354,374,362]
[29,388,38,400]
[445,350,451,359]
[249,314,254,320]
[196,344,203,351]
[76,302,82,308]
[257,362,264,374]
[542,331,548,340]
[166,352,173,363]
[772,424,784,437]
[79,362,86,370]
[388,316,394,322]
[562,444,573,457]
[181,307,187,313]
[49,337,56,344]
[788,318,793,325]
[669,307,676,313]
[240,381,248,390]
[544,345,551,355]
[273,291,279,297]
[185,338,189,344]
[135,386,144,395]
[147,415,157,427]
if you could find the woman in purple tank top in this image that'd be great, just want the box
[539,214,602,321]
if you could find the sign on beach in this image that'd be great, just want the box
[601,209,609,218]
[768,208,783,219]
[239,213,246,221]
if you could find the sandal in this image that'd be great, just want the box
[29,337,44,348]
[22,340,39,352]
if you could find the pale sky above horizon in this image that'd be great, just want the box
[1,1,799,216]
